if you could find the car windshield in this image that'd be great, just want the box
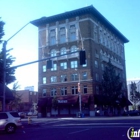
[10,112,20,117]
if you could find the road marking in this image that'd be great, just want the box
[69,129,90,134]
[54,122,140,127]
[40,120,64,125]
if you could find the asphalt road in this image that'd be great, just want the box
[0,116,140,140]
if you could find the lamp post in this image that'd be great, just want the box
[2,22,30,112]
[76,69,82,113]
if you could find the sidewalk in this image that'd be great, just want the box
[21,115,138,122]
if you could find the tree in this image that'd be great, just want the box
[9,81,22,111]
[130,82,140,109]
[0,18,5,43]
[52,96,58,116]
[100,59,124,114]
[52,96,58,111]
[0,18,16,85]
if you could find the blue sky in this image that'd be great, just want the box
[0,0,140,90]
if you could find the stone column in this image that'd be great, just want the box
[66,19,69,43]
[46,24,49,46]
[56,21,59,45]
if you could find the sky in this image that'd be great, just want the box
[0,0,140,91]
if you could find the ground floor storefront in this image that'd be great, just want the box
[38,94,92,117]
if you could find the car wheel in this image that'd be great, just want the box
[6,124,16,134]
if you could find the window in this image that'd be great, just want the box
[71,74,78,81]
[82,60,87,67]
[70,45,77,52]
[83,85,87,94]
[96,86,99,94]
[43,77,46,84]
[51,88,57,96]
[82,72,87,80]
[50,49,57,57]
[60,47,67,55]
[95,73,99,81]
[95,60,98,68]
[71,60,78,68]
[60,27,66,43]
[61,87,67,95]
[51,76,57,82]
[72,86,78,95]
[70,25,76,41]
[42,89,46,97]
[94,25,98,42]
[10,112,19,117]
[60,62,67,69]
[51,63,57,71]
[101,63,104,71]
[99,30,103,44]
[43,65,46,72]
[61,75,67,82]
[50,29,56,45]
[0,113,8,119]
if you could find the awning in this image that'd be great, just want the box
[0,84,14,101]
[37,98,48,107]
[57,95,78,104]
[81,94,90,104]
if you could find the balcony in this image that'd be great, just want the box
[100,55,123,70]
[52,52,79,61]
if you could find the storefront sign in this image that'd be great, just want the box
[58,100,68,103]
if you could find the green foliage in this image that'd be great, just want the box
[9,81,22,110]
[52,96,58,111]
[100,59,123,106]
[0,48,16,85]
[0,18,5,43]
[0,18,16,85]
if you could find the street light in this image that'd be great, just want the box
[75,69,82,113]
[2,22,30,112]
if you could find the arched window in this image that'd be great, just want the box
[60,47,67,55]
[50,49,57,57]
[70,45,77,52]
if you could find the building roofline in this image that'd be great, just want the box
[31,5,129,43]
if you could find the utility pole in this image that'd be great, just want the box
[2,22,30,112]
[2,41,7,112]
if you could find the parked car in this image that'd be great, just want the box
[0,111,22,133]
[27,112,38,116]
[123,110,140,116]
[27,112,33,116]
[18,112,26,118]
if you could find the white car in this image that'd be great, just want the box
[0,111,22,133]
[27,112,33,116]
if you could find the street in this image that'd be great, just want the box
[0,116,140,140]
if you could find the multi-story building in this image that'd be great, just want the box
[31,5,129,117]
[11,90,38,113]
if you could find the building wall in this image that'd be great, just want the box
[34,6,128,116]
[38,14,127,95]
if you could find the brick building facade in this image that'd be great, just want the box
[31,5,128,117]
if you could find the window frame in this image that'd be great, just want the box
[51,63,57,71]
[60,62,67,70]
[61,87,67,96]
[70,60,78,68]
[43,77,46,84]
[71,86,78,95]
[42,89,47,97]
[51,88,57,97]
[51,76,57,83]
